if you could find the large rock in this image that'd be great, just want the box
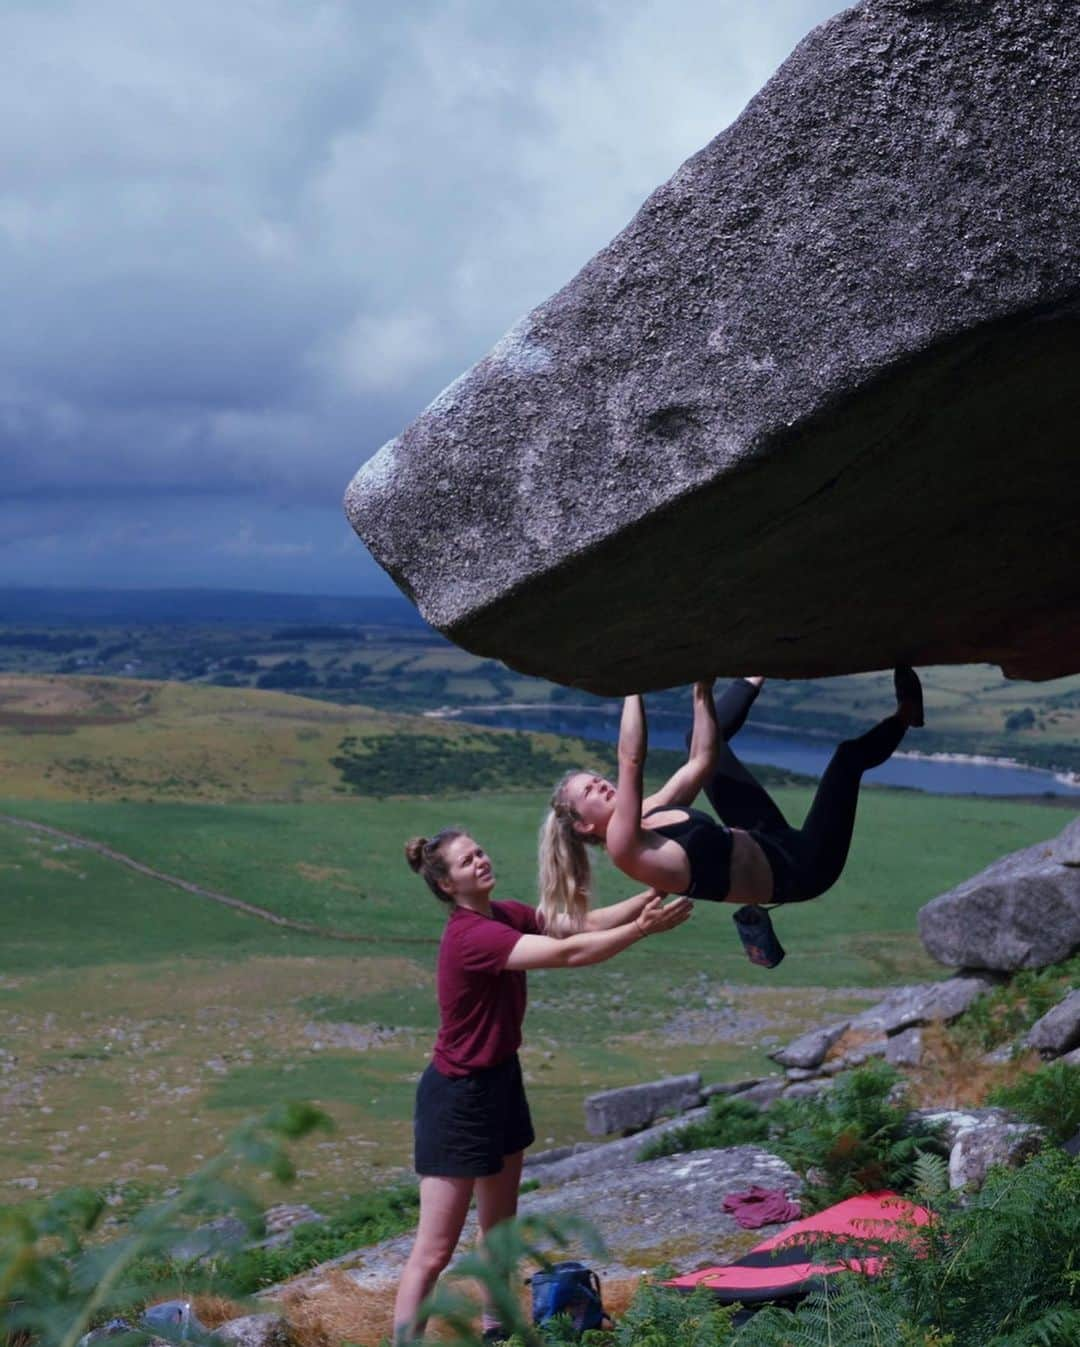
[345,0,1080,692]
[918,819,1080,970]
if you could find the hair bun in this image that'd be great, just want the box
[404,836,428,872]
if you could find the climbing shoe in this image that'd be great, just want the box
[732,905,785,968]
[893,664,924,726]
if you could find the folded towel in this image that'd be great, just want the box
[722,1185,801,1229]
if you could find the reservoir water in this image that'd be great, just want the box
[449,706,1080,798]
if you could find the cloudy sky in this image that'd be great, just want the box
[2,0,844,597]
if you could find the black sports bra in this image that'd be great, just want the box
[643,806,733,901]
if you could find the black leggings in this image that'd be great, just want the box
[700,679,907,903]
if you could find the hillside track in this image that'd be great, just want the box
[0,813,436,947]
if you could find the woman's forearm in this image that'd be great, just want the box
[618,694,647,767]
[688,681,719,767]
[586,889,653,931]
[562,918,645,967]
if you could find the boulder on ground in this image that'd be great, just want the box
[848,976,996,1033]
[584,1073,703,1136]
[918,820,1080,970]
[214,1316,294,1347]
[345,0,1080,690]
[907,1107,1045,1190]
[1023,988,1080,1057]
[769,1021,849,1070]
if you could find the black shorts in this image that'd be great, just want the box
[414,1053,535,1178]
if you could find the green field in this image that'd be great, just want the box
[2,783,1070,1214]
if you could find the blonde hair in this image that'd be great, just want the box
[538,771,601,935]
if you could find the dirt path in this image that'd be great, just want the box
[0,813,436,947]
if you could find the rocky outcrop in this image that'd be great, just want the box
[918,817,1080,970]
[345,0,1080,692]
[584,1073,703,1136]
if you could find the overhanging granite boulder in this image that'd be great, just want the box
[345,0,1080,693]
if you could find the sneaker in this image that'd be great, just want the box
[893,664,924,727]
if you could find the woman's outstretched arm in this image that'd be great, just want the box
[607,694,649,861]
[506,894,692,969]
[585,886,664,931]
[641,680,719,812]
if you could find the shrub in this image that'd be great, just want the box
[767,1062,946,1212]
[987,1061,1080,1143]
[951,957,1080,1052]
[637,1096,769,1161]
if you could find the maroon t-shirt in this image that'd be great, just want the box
[431,900,542,1077]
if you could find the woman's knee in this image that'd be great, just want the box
[408,1236,457,1280]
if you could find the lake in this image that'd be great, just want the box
[447,706,1080,798]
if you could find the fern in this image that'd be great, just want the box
[611,1282,737,1347]
[736,1273,910,1347]
[986,1062,1080,1143]
[768,1062,947,1211]
[911,1151,950,1201]
[637,1096,768,1162]
[987,1306,1080,1347]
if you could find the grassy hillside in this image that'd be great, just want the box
[2,787,1070,1211]
[1,672,1074,1215]
[0,675,618,803]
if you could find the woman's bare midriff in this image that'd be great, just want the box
[727,829,774,904]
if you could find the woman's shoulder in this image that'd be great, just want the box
[492,898,542,932]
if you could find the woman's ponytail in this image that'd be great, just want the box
[538,774,596,935]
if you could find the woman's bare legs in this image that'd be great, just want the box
[393,1175,474,1343]
[474,1151,526,1335]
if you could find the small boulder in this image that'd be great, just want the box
[1023,988,1080,1057]
[769,1022,849,1070]
[848,976,994,1034]
[907,1107,1045,1190]
[584,1073,702,1136]
[886,1027,923,1068]
[213,1316,294,1347]
[948,1121,1044,1191]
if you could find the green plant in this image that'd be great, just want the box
[610,1279,736,1346]
[418,1213,608,1347]
[0,1102,330,1347]
[636,1096,769,1162]
[209,1184,420,1293]
[768,1062,946,1211]
[951,959,1080,1053]
[987,1061,1080,1144]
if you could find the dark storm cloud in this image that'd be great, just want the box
[2,0,843,590]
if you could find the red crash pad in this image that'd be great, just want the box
[664,1191,932,1305]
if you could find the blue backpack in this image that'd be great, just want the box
[530,1260,609,1334]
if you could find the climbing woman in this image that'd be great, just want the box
[540,667,924,932]
[393,830,691,1345]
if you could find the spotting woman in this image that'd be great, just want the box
[540,667,924,926]
[393,829,691,1345]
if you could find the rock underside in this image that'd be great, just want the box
[346,0,1080,693]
